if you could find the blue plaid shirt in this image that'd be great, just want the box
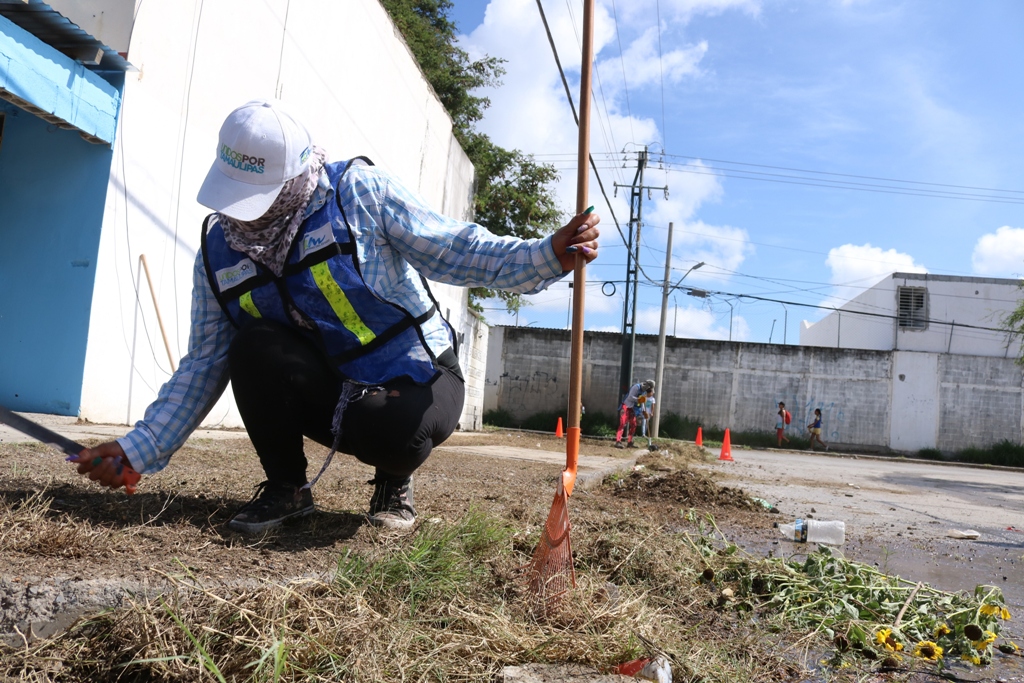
[119,163,567,474]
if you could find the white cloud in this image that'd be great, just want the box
[636,303,747,340]
[606,29,707,89]
[972,226,1024,277]
[825,243,926,288]
[613,0,761,25]
[642,161,754,280]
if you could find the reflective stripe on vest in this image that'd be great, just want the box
[239,291,262,319]
[309,261,376,345]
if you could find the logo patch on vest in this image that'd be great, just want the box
[298,224,336,260]
[215,258,257,290]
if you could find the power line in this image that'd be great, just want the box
[540,160,1024,205]
[654,0,667,152]
[659,160,1024,206]
[608,0,636,144]
[535,0,627,252]
[661,152,1024,196]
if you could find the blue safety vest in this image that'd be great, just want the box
[201,158,448,385]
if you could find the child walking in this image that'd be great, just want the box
[807,408,829,451]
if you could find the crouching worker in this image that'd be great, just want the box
[73,99,600,533]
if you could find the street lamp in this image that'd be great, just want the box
[673,294,679,337]
[781,302,788,345]
[717,297,734,342]
[654,255,705,439]
[670,261,705,292]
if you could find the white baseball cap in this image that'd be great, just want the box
[197,99,313,221]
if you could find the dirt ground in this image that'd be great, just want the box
[3,430,1022,681]
[0,431,766,643]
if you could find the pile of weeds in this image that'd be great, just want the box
[682,512,1015,674]
[4,508,1014,682]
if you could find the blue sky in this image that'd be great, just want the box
[450,0,1024,342]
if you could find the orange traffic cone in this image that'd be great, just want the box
[555,417,564,438]
[718,429,734,461]
[695,426,703,447]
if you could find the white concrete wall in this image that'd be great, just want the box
[80,0,479,429]
[483,325,505,414]
[801,273,1022,358]
[487,326,1024,452]
[889,351,939,452]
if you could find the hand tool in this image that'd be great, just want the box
[0,405,140,494]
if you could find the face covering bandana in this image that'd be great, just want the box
[218,146,328,277]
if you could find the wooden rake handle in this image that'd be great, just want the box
[564,0,595,497]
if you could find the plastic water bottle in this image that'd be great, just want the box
[779,519,845,545]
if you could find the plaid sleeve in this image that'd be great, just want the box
[376,172,567,294]
[118,251,235,474]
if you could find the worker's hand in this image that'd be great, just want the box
[70,441,140,493]
[552,208,600,272]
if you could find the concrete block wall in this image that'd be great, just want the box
[484,326,1024,452]
[938,355,1024,451]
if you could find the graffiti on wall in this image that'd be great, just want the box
[497,371,561,414]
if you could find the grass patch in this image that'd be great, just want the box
[957,440,1024,468]
[484,409,618,438]
[0,487,113,559]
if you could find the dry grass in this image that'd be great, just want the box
[0,487,114,559]
[5,509,809,682]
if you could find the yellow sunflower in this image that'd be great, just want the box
[981,604,1000,617]
[933,623,951,638]
[961,652,981,665]
[875,628,904,652]
[973,630,998,651]
[1001,607,1012,620]
[912,641,943,660]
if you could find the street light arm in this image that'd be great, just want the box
[669,261,705,291]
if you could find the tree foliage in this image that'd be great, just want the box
[1004,292,1024,365]
[381,0,564,313]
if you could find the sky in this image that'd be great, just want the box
[447,0,1024,343]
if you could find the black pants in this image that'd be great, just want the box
[228,320,465,487]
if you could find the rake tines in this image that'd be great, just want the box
[527,479,575,613]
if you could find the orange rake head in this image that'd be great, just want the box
[527,428,579,613]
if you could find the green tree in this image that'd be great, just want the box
[1004,294,1024,364]
[381,0,564,314]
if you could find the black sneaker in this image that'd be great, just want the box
[367,475,416,530]
[614,441,625,449]
[228,481,315,534]
[626,441,638,449]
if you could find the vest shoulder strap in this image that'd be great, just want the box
[200,214,241,329]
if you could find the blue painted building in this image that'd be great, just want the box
[0,1,129,414]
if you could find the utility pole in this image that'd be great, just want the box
[614,146,667,405]
[652,222,674,439]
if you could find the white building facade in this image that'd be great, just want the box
[2,0,487,431]
[800,272,1021,358]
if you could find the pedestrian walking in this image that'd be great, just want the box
[70,99,601,533]
[807,408,829,451]
[776,401,791,447]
